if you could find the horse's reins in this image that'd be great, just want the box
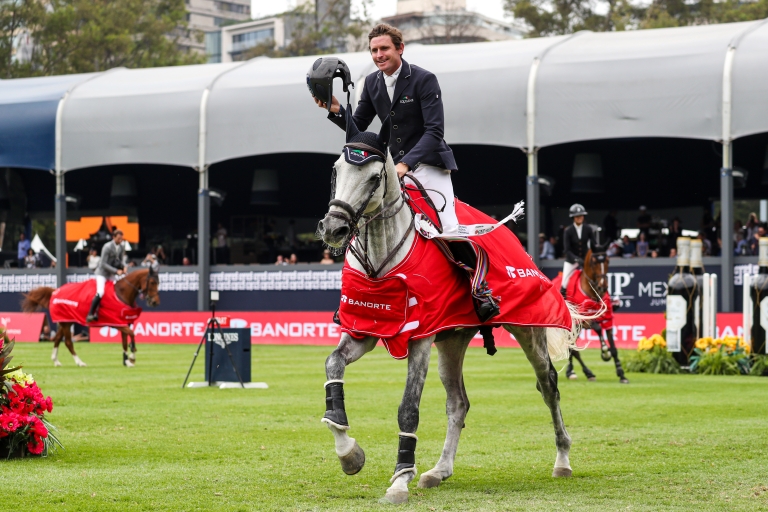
[327,142,414,278]
[118,271,156,302]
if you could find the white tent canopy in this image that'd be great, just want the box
[0,20,759,173]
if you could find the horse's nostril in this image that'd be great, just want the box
[317,220,325,233]
[333,226,349,239]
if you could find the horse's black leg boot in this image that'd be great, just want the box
[86,295,101,323]
[322,380,349,429]
[391,433,418,481]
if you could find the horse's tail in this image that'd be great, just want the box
[545,300,607,362]
[21,287,55,312]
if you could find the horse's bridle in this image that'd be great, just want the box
[326,142,413,278]
[586,252,609,298]
[120,270,158,301]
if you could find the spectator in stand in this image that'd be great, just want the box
[182,257,192,266]
[289,253,298,265]
[636,232,649,257]
[320,250,335,264]
[548,236,559,259]
[539,233,555,260]
[622,235,635,258]
[141,253,157,267]
[637,206,651,236]
[603,210,619,241]
[699,232,712,256]
[607,239,622,257]
[669,248,677,258]
[275,255,287,265]
[24,248,37,268]
[668,217,683,255]
[650,249,659,258]
[215,222,229,265]
[748,224,766,255]
[733,220,745,255]
[155,245,167,265]
[87,248,100,270]
[745,212,759,242]
[17,233,30,269]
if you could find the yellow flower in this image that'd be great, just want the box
[695,337,713,350]
[5,369,33,386]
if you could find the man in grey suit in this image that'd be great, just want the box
[86,230,126,323]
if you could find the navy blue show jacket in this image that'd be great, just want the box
[328,59,457,171]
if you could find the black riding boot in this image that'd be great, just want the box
[448,241,500,322]
[322,380,349,429]
[86,295,101,323]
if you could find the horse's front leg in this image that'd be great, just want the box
[419,329,473,489]
[323,333,377,475]
[507,326,572,477]
[384,336,433,505]
[606,329,629,384]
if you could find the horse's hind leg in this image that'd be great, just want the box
[605,329,629,384]
[507,326,572,477]
[384,336,433,505]
[419,329,473,489]
[572,343,596,381]
[121,329,135,367]
[51,324,65,367]
[64,324,87,367]
[323,334,378,476]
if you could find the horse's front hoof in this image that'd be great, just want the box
[125,359,135,367]
[338,440,365,475]
[552,467,572,477]
[567,373,578,380]
[620,377,630,384]
[587,376,596,382]
[53,360,62,367]
[380,489,409,505]
[418,472,443,488]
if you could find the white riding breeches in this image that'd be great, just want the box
[409,164,459,235]
[561,261,578,290]
[95,275,113,297]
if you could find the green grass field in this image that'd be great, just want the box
[4,342,767,511]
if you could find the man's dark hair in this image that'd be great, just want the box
[113,229,124,237]
[368,24,404,49]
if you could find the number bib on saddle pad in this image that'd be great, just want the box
[49,280,142,327]
[552,270,613,329]
[339,196,572,359]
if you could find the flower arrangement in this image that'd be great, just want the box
[0,331,61,458]
[690,336,750,375]
[625,333,681,374]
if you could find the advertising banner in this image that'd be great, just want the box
[0,313,45,342]
[89,311,745,350]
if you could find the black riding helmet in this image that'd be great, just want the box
[307,57,354,111]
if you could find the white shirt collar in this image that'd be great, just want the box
[385,62,403,79]
[574,223,583,237]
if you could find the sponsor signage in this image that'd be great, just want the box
[0,313,45,342]
[89,311,745,350]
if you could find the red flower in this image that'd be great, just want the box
[0,411,22,432]
[44,397,53,413]
[27,438,44,455]
[28,416,48,438]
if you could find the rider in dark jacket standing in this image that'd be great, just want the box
[561,204,593,297]
[314,23,498,322]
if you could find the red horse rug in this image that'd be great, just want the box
[552,270,613,330]
[339,199,572,359]
[49,280,142,327]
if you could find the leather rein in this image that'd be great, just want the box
[118,270,157,303]
[583,252,609,299]
[326,142,414,278]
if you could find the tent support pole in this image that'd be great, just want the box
[527,153,540,267]
[721,159,734,313]
[197,167,210,312]
[54,172,67,287]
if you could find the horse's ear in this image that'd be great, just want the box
[345,108,360,143]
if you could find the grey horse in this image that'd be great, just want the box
[316,141,590,504]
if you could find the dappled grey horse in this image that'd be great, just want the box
[316,137,589,504]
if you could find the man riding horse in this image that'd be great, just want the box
[311,23,499,324]
[87,229,127,323]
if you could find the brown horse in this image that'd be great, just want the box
[21,268,160,367]
[564,248,629,384]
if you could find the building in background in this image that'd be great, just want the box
[181,0,252,55]
[205,0,353,63]
[383,0,525,44]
